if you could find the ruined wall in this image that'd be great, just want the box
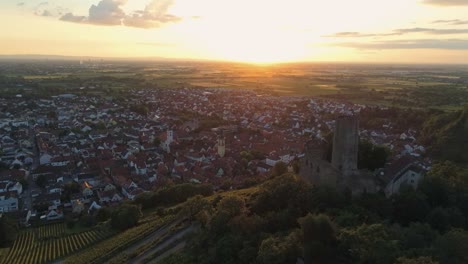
[300,141,340,187]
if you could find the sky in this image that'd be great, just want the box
[2,0,468,63]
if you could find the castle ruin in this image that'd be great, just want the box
[300,116,375,194]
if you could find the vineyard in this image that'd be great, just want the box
[0,223,114,264]
[64,215,176,264]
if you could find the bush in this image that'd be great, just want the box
[110,204,141,231]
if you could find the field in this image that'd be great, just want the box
[1,60,467,110]
[0,223,114,264]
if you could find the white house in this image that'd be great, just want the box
[385,165,424,196]
[0,191,19,212]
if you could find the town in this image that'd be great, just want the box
[0,85,430,224]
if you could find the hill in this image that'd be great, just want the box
[421,105,468,164]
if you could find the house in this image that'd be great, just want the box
[76,173,99,186]
[71,199,85,214]
[381,156,425,196]
[33,193,62,210]
[46,208,64,221]
[97,189,123,204]
[0,191,19,212]
[8,182,23,195]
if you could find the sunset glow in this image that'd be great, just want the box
[2,0,468,63]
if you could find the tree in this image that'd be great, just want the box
[435,229,468,264]
[257,231,301,264]
[299,213,337,264]
[0,214,17,247]
[392,189,430,226]
[400,222,438,251]
[153,137,161,146]
[217,195,246,218]
[358,140,389,171]
[252,173,312,215]
[338,224,400,264]
[36,174,47,188]
[110,204,141,230]
[179,195,211,222]
[272,161,288,176]
[426,207,450,232]
[395,256,439,264]
[96,207,112,222]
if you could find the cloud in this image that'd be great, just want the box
[41,10,53,17]
[124,0,181,28]
[423,0,468,6]
[17,2,24,6]
[88,0,126,26]
[333,39,468,50]
[137,42,177,46]
[323,32,397,38]
[433,19,468,25]
[59,0,180,28]
[60,13,86,23]
[395,27,468,34]
[325,27,468,38]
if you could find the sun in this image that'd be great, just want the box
[215,26,309,64]
[190,19,309,64]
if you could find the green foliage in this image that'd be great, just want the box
[252,173,312,215]
[395,256,439,264]
[399,222,438,251]
[110,204,140,231]
[36,174,47,188]
[272,161,288,176]
[421,105,468,164]
[358,140,390,171]
[0,215,17,247]
[134,183,214,210]
[96,207,112,222]
[129,104,149,116]
[179,195,211,222]
[392,188,430,226]
[426,207,450,232]
[338,224,400,264]
[257,231,301,264]
[435,229,468,264]
[153,137,161,146]
[299,214,337,264]
[217,195,246,218]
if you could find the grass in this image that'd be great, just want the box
[0,248,9,260]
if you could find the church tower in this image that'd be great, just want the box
[167,130,174,144]
[217,137,226,158]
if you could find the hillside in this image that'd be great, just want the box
[421,105,468,164]
[151,172,468,264]
[6,167,468,264]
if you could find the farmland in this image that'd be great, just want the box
[0,60,467,111]
[0,223,114,264]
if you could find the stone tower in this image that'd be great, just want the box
[332,116,359,178]
[217,137,226,158]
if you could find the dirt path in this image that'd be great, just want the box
[109,218,184,262]
[130,225,195,264]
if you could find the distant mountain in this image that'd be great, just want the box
[0,54,93,61]
[421,105,468,164]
